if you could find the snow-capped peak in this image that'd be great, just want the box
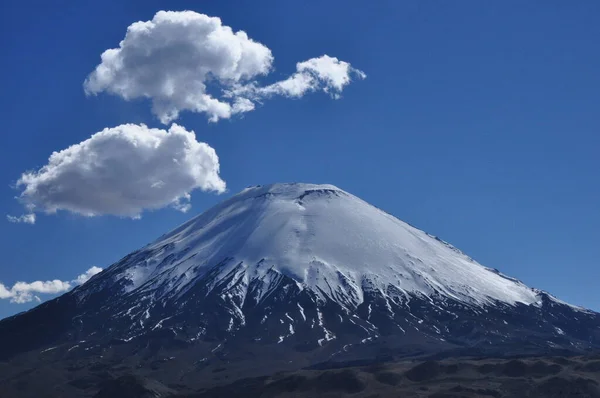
[91,182,542,310]
[6,182,598,367]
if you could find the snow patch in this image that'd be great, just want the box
[297,303,306,321]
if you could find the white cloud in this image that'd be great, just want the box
[84,11,364,123]
[6,213,36,224]
[0,266,103,304]
[84,10,273,124]
[247,55,367,99]
[74,266,103,285]
[12,123,225,221]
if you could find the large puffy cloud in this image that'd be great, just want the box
[84,11,364,123]
[11,123,224,221]
[84,11,273,123]
[0,266,103,304]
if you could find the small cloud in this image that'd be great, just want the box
[74,266,103,285]
[11,123,225,221]
[6,213,36,224]
[232,55,366,100]
[0,266,103,304]
[84,11,364,123]
[8,280,72,303]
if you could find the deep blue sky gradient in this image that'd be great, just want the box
[1,0,599,318]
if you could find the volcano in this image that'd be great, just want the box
[1,183,599,395]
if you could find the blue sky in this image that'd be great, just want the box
[0,0,599,318]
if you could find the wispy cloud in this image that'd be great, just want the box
[6,213,36,224]
[228,55,366,100]
[0,266,103,304]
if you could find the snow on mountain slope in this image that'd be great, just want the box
[2,182,599,365]
[93,183,539,309]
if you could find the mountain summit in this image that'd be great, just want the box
[101,182,540,308]
[1,183,599,386]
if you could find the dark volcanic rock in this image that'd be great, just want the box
[533,376,600,398]
[405,360,442,381]
[94,375,175,398]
